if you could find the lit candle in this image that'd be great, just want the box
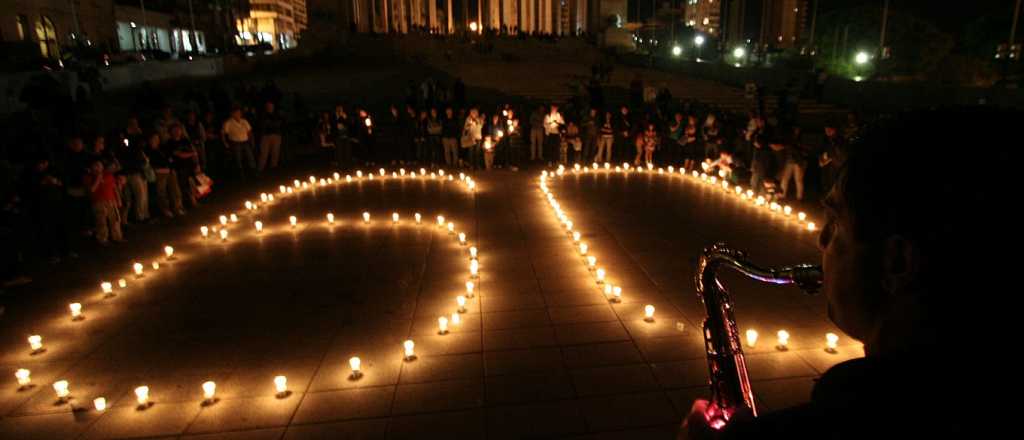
[134,386,149,406]
[274,375,288,395]
[279,185,287,194]
[219,229,228,241]
[293,179,301,188]
[346,175,353,183]
[565,220,573,231]
[439,169,446,176]
[403,340,416,360]
[310,176,317,184]
[164,245,174,259]
[379,168,386,176]
[587,256,597,270]
[596,268,606,284]
[572,231,581,243]
[261,193,269,202]
[53,380,70,400]
[458,232,467,245]
[400,168,406,176]
[735,186,743,195]
[825,333,839,353]
[644,305,655,322]
[201,226,209,238]
[255,221,263,233]
[465,281,475,297]
[348,357,362,379]
[301,182,308,189]
[69,303,82,320]
[15,368,30,387]
[287,187,293,194]
[219,215,228,226]
[326,213,335,224]
[415,213,422,224]
[268,194,274,202]
[391,172,398,178]
[451,312,461,326]
[151,262,159,270]
[133,262,144,277]
[579,243,588,256]
[469,246,478,259]
[447,222,455,234]
[363,212,371,223]
[93,397,107,411]
[230,214,238,223]
[101,282,113,295]
[245,201,253,210]
[118,278,127,288]
[457,295,467,313]
[807,222,817,232]
[438,316,449,334]
[746,329,759,348]
[469,259,479,278]
[356,170,363,178]
[289,216,297,228]
[392,212,400,224]
[783,206,793,216]
[437,215,445,226]
[798,212,807,221]
[202,381,217,401]
[612,286,622,303]
[605,162,611,169]
[776,330,790,350]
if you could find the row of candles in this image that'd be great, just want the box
[548,163,818,232]
[538,170,842,353]
[14,169,478,413]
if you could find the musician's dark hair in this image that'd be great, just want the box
[833,107,1015,323]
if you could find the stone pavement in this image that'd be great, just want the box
[0,166,862,439]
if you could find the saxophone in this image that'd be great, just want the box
[695,243,823,430]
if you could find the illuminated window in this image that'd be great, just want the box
[703,17,709,25]
[35,16,58,59]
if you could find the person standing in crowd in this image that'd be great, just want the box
[116,128,149,223]
[564,121,582,164]
[638,123,659,166]
[59,136,91,240]
[778,126,808,202]
[543,104,564,165]
[153,106,180,142]
[581,108,598,162]
[426,108,444,165]
[702,114,723,160]
[461,107,484,169]
[615,105,634,163]
[667,113,685,165]
[682,116,699,172]
[595,111,615,163]
[504,109,522,170]
[166,124,199,207]
[442,107,461,167]
[20,155,70,262]
[257,101,284,173]
[147,133,184,218]
[202,111,223,178]
[818,124,845,194]
[355,108,375,165]
[414,110,429,164]
[332,104,352,167]
[529,105,545,162]
[183,110,207,171]
[222,108,256,179]
[749,117,771,194]
[83,159,122,245]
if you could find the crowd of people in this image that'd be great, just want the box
[2,69,858,289]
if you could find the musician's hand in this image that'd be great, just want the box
[678,399,716,440]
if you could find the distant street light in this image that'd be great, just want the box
[733,47,746,58]
[694,35,706,46]
[469,22,478,33]
[854,51,870,65]
[672,45,682,56]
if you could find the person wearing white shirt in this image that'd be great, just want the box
[543,105,564,164]
[222,108,256,178]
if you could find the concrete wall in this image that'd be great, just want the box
[100,58,224,91]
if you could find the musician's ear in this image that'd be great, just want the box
[880,235,919,297]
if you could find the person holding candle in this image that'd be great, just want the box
[147,133,185,218]
[595,111,615,163]
[542,104,564,166]
[678,109,1010,439]
[83,159,123,245]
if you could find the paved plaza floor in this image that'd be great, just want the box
[0,166,862,439]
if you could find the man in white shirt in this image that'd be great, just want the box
[543,104,564,164]
[222,108,256,178]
